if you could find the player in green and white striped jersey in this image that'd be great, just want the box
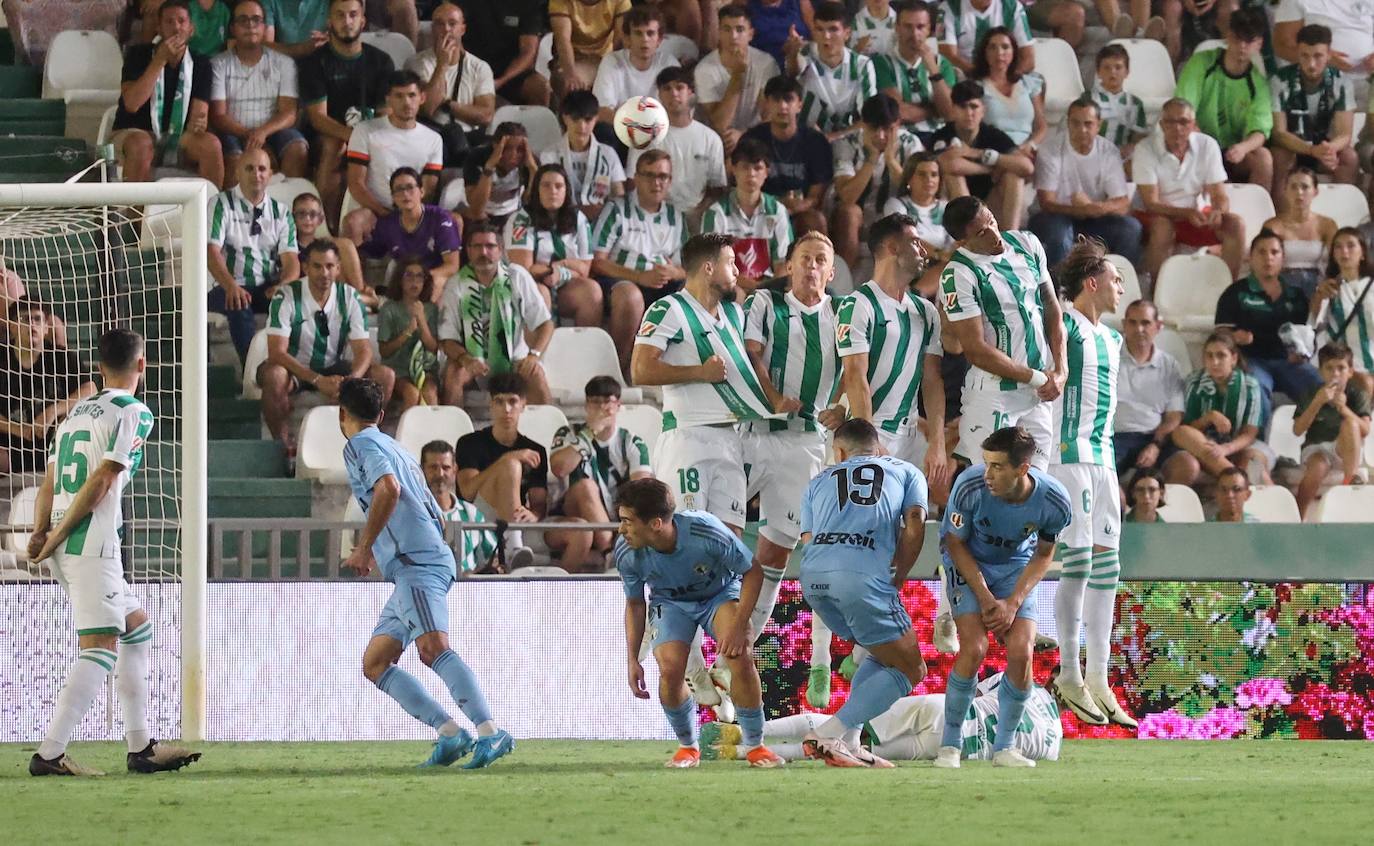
[874,1,956,135]
[1045,242,1137,730]
[419,440,499,574]
[28,329,200,777]
[1091,46,1148,153]
[785,4,878,136]
[261,240,396,445]
[939,196,1067,472]
[700,138,794,293]
[850,0,897,55]
[1165,331,1265,488]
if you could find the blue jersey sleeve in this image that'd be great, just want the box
[1038,476,1074,543]
[902,464,930,516]
[695,512,753,577]
[941,466,982,541]
[347,437,395,500]
[799,477,818,536]
[614,541,645,599]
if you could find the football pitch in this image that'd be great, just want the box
[2,740,1370,845]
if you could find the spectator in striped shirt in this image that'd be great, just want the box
[1165,331,1264,491]
[785,1,877,139]
[1090,44,1147,163]
[874,1,954,143]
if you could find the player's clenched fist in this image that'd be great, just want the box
[698,355,727,383]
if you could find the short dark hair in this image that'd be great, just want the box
[1250,227,1284,255]
[339,377,384,422]
[656,65,694,91]
[99,328,144,371]
[718,3,749,22]
[493,121,528,141]
[389,165,421,190]
[488,371,527,399]
[730,137,772,166]
[1228,7,1267,43]
[465,219,502,243]
[867,212,918,259]
[764,75,803,101]
[616,477,675,522]
[812,1,850,26]
[302,238,340,262]
[385,69,424,94]
[894,1,934,24]
[833,418,880,453]
[623,4,664,34]
[560,90,600,119]
[981,425,1037,467]
[683,232,735,274]
[1318,341,1355,367]
[1125,299,1159,321]
[585,375,622,400]
[861,93,901,128]
[1217,465,1249,489]
[950,79,984,107]
[1297,24,1333,48]
[1096,43,1130,69]
[420,439,454,463]
[1067,96,1100,120]
[943,195,986,241]
[7,298,46,321]
[232,0,264,18]
[159,0,192,17]
[292,191,322,209]
[1057,236,1112,301]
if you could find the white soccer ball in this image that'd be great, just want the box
[613,96,670,150]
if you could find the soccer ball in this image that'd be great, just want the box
[613,96,670,150]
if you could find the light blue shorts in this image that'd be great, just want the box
[372,566,454,648]
[802,568,911,648]
[647,589,738,649]
[942,557,1039,622]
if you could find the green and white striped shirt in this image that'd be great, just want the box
[441,496,497,573]
[836,281,943,434]
[743,289,841,434]
[550,423,651,513]
[1317,276,1374,372]
[939,0,1031,63]
[850,4,897,56]
[591,194,690,273]
[833,126,925,211]
[266,280,370,372]
[798,45,878,134]
[503,207,593,267]
[1090,82,1148,148]
[634,290,777,430]
[940,230,1052,392]
[539,136,626,207]
[207,185,299,289]
[874,49,956,133]
[1183,367,1263,441]
[700,192,793,278]
[881,196,952,251]
[1053,305,1121,468]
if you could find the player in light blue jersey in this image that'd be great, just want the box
[935,426,1072,769]
[615,478,785,769]
[339,378,513,770]
[796,418,930,768]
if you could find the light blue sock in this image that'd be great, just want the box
[993,677,1031,752]
[430,649,493,727]
[663,698,699,747]
[737,706,764,747]
[834,657,912,728]
[941,671,977,749]
[377,665,452,731]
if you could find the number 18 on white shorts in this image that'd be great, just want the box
[653,426,747,528]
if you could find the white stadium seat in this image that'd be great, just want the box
[1227,182,1276,246]
[1031,37,1084,124]
[360,31,416,69]
[617,403,663,448]
[1108,38,1174,116]
[396,405,474,458]
[1104,253,1143,328]
[1267,405,1301,464]
[1155,327,1196,370]
[241,330,270,399]
[1314,485,1374,522]
[520,404,572,451]
[296,405,349,483]
[490,105,562,157]
[1158,483,1205,523]
[1155,254,1232,334]
[543,327,643,406]
[830,255,855,297]
[1312,183,1370,227]
[661,33,700,65]
[140,177,219,249]
[6,486,37,555]
[1246,485,1301,523]
[42,30,123,145]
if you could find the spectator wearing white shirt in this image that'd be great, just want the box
[540,91,626,224]
[1274,0,1374,104]
[592,6,680,124]
[210,1,307,183]
[627,67,728,224]
[850,0,897,56]
[341,70,444,243]
[695,3,780,152]
[1027,98,1140,269]
[1114,299,1187,479]
[406,1,496,164]
[1134,97,1245,283]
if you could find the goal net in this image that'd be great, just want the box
[0,183,208,743]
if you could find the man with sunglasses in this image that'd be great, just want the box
[208,148,301,361]
[258,239,396,447]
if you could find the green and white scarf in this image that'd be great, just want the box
[458,263,521,373]
[149,39,193,143]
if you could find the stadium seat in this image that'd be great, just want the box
[96,103,116,146]
[661,33,700,65]
[1103,253,1143,328]
[5,485,37,555]
[440,178,467,213]
[139,176,219,249]
[1354,112,1368,143]
[241,330,270,399]
[520,404,571,451]
[1313,484,1374,522]
[617,403,663,447]
[1227,182,1276,246]
[42,30,122,145]
[266,176,330,235]
[543,327,643,406]
[1030,37,1083,123]
[1154,254,1232,334]
[296,405,349,482]
[1246,484,1301,523]
[1365,430,1374,471]
[1155,327,1195,369]
[1158,483,1205,523]
[490,105,562,156]
[1108,38,1174,116]
[1267,404,1301,464]
[360,31,416,69]
[395,405,474,458]
[830,254,855,297]
[1312,183,1370,227]
[534,32,554,78]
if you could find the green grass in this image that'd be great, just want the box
[3,740,1371,844]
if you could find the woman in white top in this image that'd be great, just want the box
[1311,226,1374,395]
[971,27,1046,154]
[883,152,951,294]
[1264,167,1337,299]
[504,163,602,328]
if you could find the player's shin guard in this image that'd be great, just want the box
[37,648,116,760]
[431,649,494,729]
[1055,545,1091,686]
[748,565,786,643]
[941,670,976,750]
[737,706,764,747]
[663,698,699,747]
[1084,549,1121,688]
[993,678,1031,752]
[835,657,911,729]
[377,665,453,732]
[116,622,153,753]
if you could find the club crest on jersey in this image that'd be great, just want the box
[836,323,852,344]
[694,562,710,576]
[944,290,958,310]
[1022,522,1038,538]
[512,224,528,242]
[637,321,658,337]
[950,512,964,529]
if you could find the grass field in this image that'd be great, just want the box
[3,740,1371,844]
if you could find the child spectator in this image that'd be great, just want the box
[1165,331,1264,491]
[1090,44,1147,160]
[1293,342,1372,517]
[1311,228,1374,396]
[377,256,442,412]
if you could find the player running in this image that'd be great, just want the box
[796,418,930,768]
[28,328,200,776]
[1046,240,1137,729]
[339,378,514,769]
[935,426,1072,769]
[615,478,785,769]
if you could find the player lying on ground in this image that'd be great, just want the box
[616,477,785,769]
[340,377,514,769]
[796,418,930,768]
[936,425,1072,769]
[28,328,199,776]
[703,671,1063,764]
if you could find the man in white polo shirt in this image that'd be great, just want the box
[695,3,780,151]
[627,67,727,223]
[1134,97,1246,283]
[593,5,679,124]
[210,0,308,183]
[1114,298,1187,480]
[341,70,444,243]
[406,1,496,164]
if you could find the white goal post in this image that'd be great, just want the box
[0,182,209,742]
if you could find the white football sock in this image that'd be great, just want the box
[748,565,786,642]
[1084,549,1122,689]
[1055,545,1091,687]
[810,613,832,667]
[38,648,114,760]
[771,742,806,761]
[116,622,153,752]
[765,713,824,741]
